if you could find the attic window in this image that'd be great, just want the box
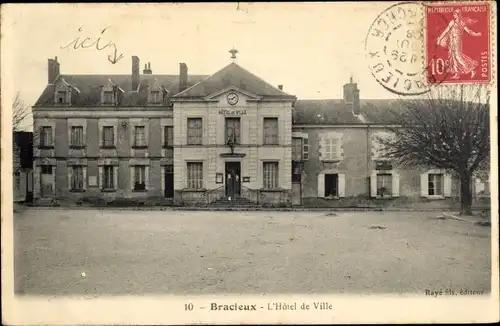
[150,91,161,104]
[102,91,114,105]
[57,91,67,104]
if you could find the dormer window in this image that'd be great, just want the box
[57,91,67,104]
[151,90,161,104]
[103,91,114,105]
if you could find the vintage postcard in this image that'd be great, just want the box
[1,2,498,324]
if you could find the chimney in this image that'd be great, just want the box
[48,56,60,84]
[132,56,140,90]
[179,63,188,93]
[143,62,152,74]
[278,85,283,91]
[343,77,360,115]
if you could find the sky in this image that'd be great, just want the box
[3,2,408,130]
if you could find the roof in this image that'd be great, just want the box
[293,99,401,125]
[174,62,296,99]
[33,74,208,107]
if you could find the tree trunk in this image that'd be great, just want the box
[459,173,473,215]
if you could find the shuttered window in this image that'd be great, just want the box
[187,118,203,145]
[225,117,241,144]
[428,173,443,196]
[263,118,278,145]
[263,162,279,189]
[187,162,203,189]
[71,126,84,147]
[71,166,84,190]
[102,165,115,189]
[376,173,392,196]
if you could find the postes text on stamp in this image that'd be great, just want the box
[426,2,491,84]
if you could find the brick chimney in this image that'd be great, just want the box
[278,85,283,91]
[179,63,188,93]
[48,56,60,84]
[143,62,152,74]
[343,77,360,115]
[132,56,140,90]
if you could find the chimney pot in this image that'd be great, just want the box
[132,56,140,90]
[48,57,60,84]
[278,85,283,91]
[179,63,189,93]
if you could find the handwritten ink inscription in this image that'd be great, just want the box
[61,26,124,64]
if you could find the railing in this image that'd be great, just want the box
[241,185,260,204]
[206,185,225,204]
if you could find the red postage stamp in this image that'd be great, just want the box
[426,2,491,84]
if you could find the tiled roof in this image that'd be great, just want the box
[293,99,401,125]
[33,74,208,107]
[174,62,296,99]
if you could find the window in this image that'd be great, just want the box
[103,91,114,104]
[292,137,303,161]
[71,126,84,147]
[151,91,161,104]
[377,173,392,197]
[102,165,115,189]
[164,126,173,147]
[102,126,114,147]
[428,173,443,196]
[133,166,147,191]
[71,166,84,190]
[263,162,279,189]
[263,118,278,145]
[187,118,202,145]
[40,126,53,147]
[292,162,301,183]
[56,91,66,104]
[134,126,146,147]
[324,138,339,160]
[325,174,339,197]
[187,162,203,189]
[225,117,241,144]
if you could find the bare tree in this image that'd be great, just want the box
[13,91,31,132]
[380,85,490,215]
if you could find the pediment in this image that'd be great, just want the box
[204,86,262,101]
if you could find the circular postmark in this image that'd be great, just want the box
[365,2,432,95]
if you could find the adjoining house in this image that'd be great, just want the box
[13,131,34,203]
[31,54,490,207]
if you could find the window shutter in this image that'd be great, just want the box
[339,135,344,160]
[83,167,87,190]
[145,123,149,147]
[420,173,428,197]
[303,137,309,160]
[338,173,346,197]
[68,166,73,190]
[113,166,118,190]
[130,166,135,190]
[318,137,325,159]
[98,167,103,189]
[370,171,377,197]
[444,174,452,197]
[161,166,165,191]
[318,174,325,198]
[145,166,150,190]
[392,171,400,197]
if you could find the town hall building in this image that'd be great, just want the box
[31,51,490,207]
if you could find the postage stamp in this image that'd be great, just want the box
[426,2,491,84]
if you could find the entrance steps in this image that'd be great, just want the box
[208,196,262,209]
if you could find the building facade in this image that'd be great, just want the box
[31,55,490,207]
